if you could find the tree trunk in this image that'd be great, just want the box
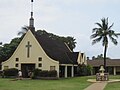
[104,44,107,72]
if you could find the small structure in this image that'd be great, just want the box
[87,59,120,75]
[96,65,109,81]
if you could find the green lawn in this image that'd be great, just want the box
[105,82,120,90]
[1,75,120,90]
[0,76,92,90]
[104,75,120,90]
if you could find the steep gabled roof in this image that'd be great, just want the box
[67,52,79,64]
[35,32,78,64]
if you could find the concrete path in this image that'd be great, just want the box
[84,79,120,90]
[84,82,107,90]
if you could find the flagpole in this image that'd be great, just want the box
[31,0,33,17]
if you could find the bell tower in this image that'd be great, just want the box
[29,0,35,34]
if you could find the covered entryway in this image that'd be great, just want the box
[21,64,35,78]
[67,66,72,77]
[59,66,65,77]
[59,65,75,78]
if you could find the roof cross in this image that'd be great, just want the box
[26,41,32,58]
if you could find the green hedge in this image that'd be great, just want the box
[33,69,42,77]
[48,70,57,77]
[4,68,18,77]
[33,69,57,78]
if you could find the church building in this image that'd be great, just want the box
[1,0,87,78]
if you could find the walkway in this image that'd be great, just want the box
[84,82,107,90]
[84,79,120,90]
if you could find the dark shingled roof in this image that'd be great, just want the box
[87,59,120,67]
[35,32,78,64]
[67,52,79,64]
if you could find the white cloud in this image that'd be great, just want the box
[0,0,120,59]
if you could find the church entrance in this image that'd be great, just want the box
[59,66,65,77]
[21,64,35,78]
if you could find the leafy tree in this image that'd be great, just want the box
[36,30,76,51]
[0,38,21,63]
[90,17,120,71]
[77,64,93,76]
[92,54,110,60]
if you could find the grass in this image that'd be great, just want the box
[105,82,120,90]
[104,75,120,90]
[2,75,120,90]
[0,76,92,90]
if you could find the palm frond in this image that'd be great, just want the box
[116,33,120,36]
[90,33,98,39]
[92,27,103,33]
[92,28,98,33]
[95,23,103,28]
[108,30,119,38]
[109,37,118,45]
[108,23,114,30]
[103,18,108,30]
[17,26,29,36]
[92,36,102,45]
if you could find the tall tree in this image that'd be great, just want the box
[36,30,76,51]
[90,17,120,71]
[0,38,21,63]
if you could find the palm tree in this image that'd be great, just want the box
[17,26,30,36]
[90,17,120,72]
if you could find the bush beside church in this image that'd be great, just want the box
[1,68,57,79]
[77,64,93,76]
[33,69,58,79]
[3,68,18,78]
[0,65,92,79]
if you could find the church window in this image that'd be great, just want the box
[15,64,18,67]
[50,66,56,71]
[38,57,42,61]
[16,58,19,61]
[4,66,9,70]
[39,63,42,67]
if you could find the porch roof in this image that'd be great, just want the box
[87,59,120,67]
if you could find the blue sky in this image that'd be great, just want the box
[0,0,120,59]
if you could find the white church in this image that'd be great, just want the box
[1,0,87,78]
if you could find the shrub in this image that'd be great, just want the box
[77,64,93,76]
[86,65,93,75]
[39,70,48,77]
[33,69,57,78]
[48,70,57,77]
[4,68,18,77]
[33,68,42,77]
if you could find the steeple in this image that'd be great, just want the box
[29,0,35,34]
